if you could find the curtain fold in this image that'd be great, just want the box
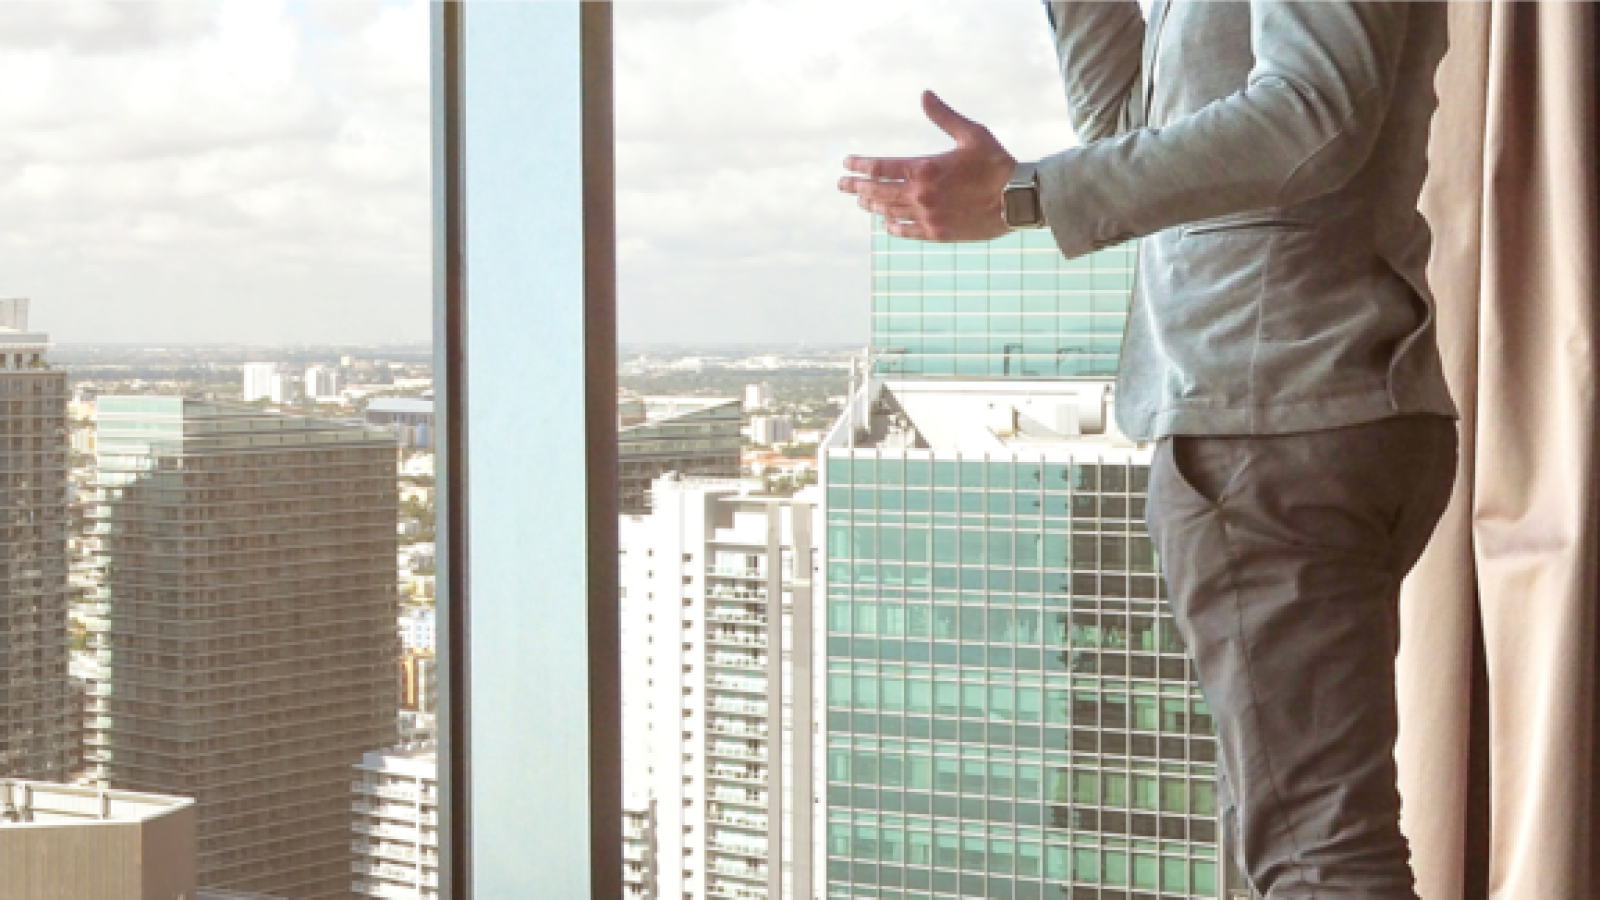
[1403,2,1599,898]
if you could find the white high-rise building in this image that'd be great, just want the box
[350,742,438,900]
[240,363,276,402]
[304,365,344,402]
[620,475,820,900]
[744,382,774,409]
[623,792,660,899]
[267,372,303,404]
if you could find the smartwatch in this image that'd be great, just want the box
[1002,161,1046,229]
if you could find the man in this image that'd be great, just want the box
[839,3,1458,898]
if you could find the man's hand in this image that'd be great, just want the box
[839,91,1017,242]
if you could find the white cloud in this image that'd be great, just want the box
[0,0,430,345]
[0,2,212,55]
[0,0,1082,347]
[616,0,1081,345]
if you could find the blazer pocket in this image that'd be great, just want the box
[1181,215,1315,238]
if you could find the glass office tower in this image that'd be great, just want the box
[820,228,1229,900]
[821,447,1220,900]
[869,227,1134,380]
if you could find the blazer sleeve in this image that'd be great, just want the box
[1038,1,1409,258]
[1048,0,1147,142]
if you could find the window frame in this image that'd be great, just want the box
[434,3,620,895]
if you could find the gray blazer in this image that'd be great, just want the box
[1039,0,1458,440]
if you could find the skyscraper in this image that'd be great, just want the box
[0,298,77,781]
[818,231,1227,900]
[868,228,1132,380]
[84,398,399,898]
[620,475,818,900]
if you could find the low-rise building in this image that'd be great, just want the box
[367,398,435,450]
[399,608,436,654]
[0,779,196,900]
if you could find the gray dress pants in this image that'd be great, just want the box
[1145,415,1457,899]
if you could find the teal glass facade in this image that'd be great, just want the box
[821,452,1221,900]
[870,224,1135,379]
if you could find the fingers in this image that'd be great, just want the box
[843,154,915,181]
[839,175,920,203]
[922,90,982,146]
[854,193,916,222]
[884,218,934,241]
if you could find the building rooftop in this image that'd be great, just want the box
[824,378,1146,458]
[619,395,741,428]
[0,779,193,826]
[366,397,435,415]
[356,741,438,778]
[0,297,49,351]
[95,395,396,455]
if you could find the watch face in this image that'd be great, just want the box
[1003,187,1041,228]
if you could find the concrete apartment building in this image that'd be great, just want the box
[618,396,743,514]
[623,793,661,899]
[350,742,438,900]
[0,778,196,900]
[84,398,400,898]
[620,475,819,900]
[0,299,77,782]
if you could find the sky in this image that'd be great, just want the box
[0,1,1083,346]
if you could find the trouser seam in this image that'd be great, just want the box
[1217,503,1316,898]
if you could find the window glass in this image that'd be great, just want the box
[1133,854,1160,890]
[1072,848,1099,881]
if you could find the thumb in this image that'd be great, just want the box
[922,90,981,146]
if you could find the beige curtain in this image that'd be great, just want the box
[1402,2,1599,899]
